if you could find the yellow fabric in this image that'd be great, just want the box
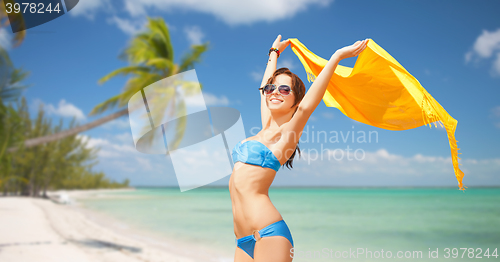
[289,38,466,191]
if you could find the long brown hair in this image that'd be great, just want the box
[265,67,306,169]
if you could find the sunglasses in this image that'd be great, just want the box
[259,84,293,96]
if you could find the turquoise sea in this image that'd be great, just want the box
[79,187,500,261]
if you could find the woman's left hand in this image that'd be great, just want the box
[272,35,290,54]
[335,39,368,60]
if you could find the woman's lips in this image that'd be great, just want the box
[270,98,283,104]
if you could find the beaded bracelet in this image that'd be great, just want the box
[268,47,280,58]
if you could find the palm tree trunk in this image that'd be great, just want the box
[7,108,129,153]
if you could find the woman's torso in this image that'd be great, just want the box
[229,127,297,238]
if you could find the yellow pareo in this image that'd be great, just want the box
[289,38,466,191]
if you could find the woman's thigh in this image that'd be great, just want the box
[254,236,293,262]
[234,246,255,262]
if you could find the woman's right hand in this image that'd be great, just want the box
[335,39,368,60]
[272,34,290,54]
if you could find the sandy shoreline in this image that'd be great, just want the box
[0,189,233,262]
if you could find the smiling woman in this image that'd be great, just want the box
[259,68,306,169]
[228,35,368,262]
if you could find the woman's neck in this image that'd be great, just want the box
[268,108,296,129]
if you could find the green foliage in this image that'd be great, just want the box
[0,0,26,48]
[58,171,129,189]
[0,46,30,103]
[0,98,129,197]
[0,10,128,196]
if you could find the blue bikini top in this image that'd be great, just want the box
[232,140,281,172]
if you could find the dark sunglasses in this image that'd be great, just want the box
[259,84,293,96]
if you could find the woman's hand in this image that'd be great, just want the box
[272,34,290,54]
[335,39,368,60]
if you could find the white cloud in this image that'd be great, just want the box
[68,0,332,26]
[107,16,146,36]
[136,157,153,170]
[251,59,296,83]
[35,99,86,120]
[491,106,500,118]
[0,28,11,50]
[115,132,133,143]
[494,53,500,76]
[470,28,500,58]
[76,134,174,181]
[464,52,473,63]
[84,136,110,148]
[101,118,130,130]
[184,92,230,107]
[76,131,500,187]
[322,112,334,119]
[294,147,455,177]
[466,28,500,75]
[204,92,230,106]
[277,58,296,70]
[122,0,332,26]
[123,0,148,17]
[69,0,110,19]
[250,70,262,82]
[270,145,500,187]
[78,135,136,158]
[184,25,204,45]
[490,106,500,129]
[77,135,119,157]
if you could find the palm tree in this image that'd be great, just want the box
[0,47,30,102]
[0,48,30,163]
[0,0,26,48]
[2,98,126,196]
[1,0,29,159]
[1,0,28,101]
[9,17,209,151]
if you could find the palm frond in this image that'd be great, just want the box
[167,99,187,152]
[89,93,122,116]
[91,72,162,115]
[147,17,174,61]
[116,72,163,107]
[179,42,210,72]
[0,46,13,67]
[98,65,151,85]
[0,48,29,102]
[125,33,154,64]
[145,57,174,72]
[0,0,26,47]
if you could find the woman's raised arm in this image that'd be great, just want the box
[298,39,368,113]
[282,39,368,142]
[260,35,290,128]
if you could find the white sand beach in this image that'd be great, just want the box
[0,189,232,262]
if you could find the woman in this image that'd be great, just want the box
[229,35,368,262]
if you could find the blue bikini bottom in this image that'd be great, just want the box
[236,220,294,259]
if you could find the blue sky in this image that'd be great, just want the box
[2,0,499,188]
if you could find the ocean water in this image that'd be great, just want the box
[79,187,500,261]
